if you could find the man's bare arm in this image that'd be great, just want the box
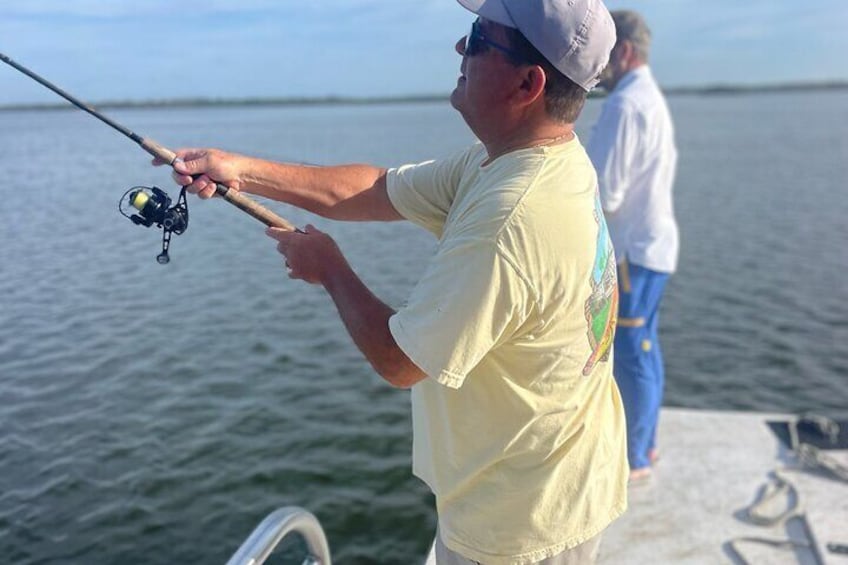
[168,148,403,223]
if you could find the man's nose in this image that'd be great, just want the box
[455,36,467,56]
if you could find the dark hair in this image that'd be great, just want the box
[503,27,587,123]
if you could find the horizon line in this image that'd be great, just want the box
[1,79,846,112]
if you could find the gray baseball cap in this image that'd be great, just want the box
[456,0,616,91]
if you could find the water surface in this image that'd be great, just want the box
[0,91,846,564]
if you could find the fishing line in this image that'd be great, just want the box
[1,52,297,263]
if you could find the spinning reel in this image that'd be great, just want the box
[119,186,189,264]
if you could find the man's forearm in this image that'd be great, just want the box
[240,159,400,222]
[321,262,427,389]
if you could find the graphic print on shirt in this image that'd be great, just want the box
[582,196,618,376]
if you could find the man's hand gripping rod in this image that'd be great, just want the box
[0,52,296,231]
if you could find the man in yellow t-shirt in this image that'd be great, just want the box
[389,141,627,564]
[162,0,627,563]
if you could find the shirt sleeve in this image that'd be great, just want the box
[586,99,640,214]
[389,237,532,389]
[386,145,479,237]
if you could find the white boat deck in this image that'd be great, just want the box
[599,408,848,564]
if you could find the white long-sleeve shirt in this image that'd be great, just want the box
[587,66,679,273]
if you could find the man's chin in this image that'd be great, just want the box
[449,89,461,111]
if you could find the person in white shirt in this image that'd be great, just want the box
[586,10,679,481]
[161,1,629,563]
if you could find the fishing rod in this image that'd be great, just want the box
[0,52,296,263]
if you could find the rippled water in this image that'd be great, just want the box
[1,91,846,564]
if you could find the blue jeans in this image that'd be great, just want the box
[614,260,670,470]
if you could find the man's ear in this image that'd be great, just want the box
[516,64,547,106]
[618,40,635,65]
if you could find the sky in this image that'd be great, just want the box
[1,0,847,105]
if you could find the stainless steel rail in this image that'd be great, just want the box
[225,506,332,565]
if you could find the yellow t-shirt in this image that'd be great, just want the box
[386,139,628,565]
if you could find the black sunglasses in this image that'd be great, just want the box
[464,20,526,61]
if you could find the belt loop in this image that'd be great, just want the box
[619,257,632,294]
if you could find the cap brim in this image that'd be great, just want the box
[456,0,517,28]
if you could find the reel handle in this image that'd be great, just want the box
[140,136,297,231]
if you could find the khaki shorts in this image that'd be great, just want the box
[425,532,602,565]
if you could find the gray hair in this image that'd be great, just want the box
[611,10,652,62]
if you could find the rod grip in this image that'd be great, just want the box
[140,138,177,164]
[215,184,296,231]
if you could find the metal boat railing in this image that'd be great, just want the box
[225,506,332,565]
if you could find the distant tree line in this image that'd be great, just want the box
[2,80,846,111]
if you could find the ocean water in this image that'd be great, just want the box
[0,90,846,564]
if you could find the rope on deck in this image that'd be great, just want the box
[726,412,847,565]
